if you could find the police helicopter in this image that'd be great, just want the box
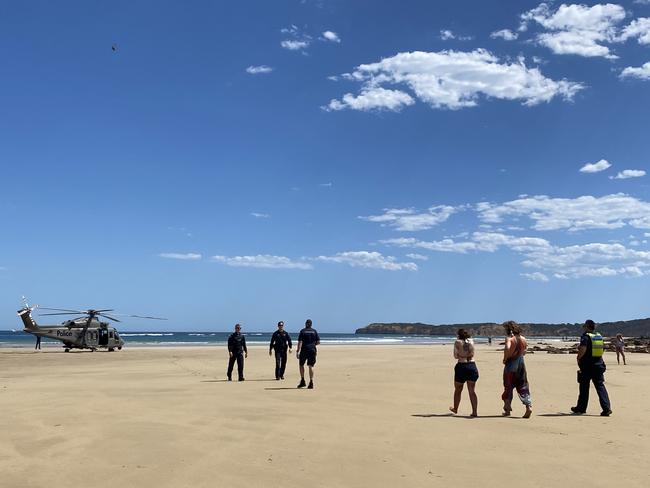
[17,299,166,352]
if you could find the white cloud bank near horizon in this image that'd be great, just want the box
[325,49,583,111]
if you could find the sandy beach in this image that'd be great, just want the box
[1,344,648,488]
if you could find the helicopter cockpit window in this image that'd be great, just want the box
[109,330,114,339]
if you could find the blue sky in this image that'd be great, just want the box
[1,1,649,331]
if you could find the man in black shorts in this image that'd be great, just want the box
[296,319,320,389]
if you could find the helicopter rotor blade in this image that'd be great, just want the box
[39,312,84,316]
[109,313,168,320]
[98,314,121,322]
[38,308,85,314]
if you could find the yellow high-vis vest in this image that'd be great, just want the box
[587,332,604,358]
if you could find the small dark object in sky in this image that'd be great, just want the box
[111,44,117,52]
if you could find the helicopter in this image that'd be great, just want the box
[17,299,165,352]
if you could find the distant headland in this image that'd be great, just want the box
[355,318,650,337]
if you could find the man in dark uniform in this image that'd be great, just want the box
[269,321,292,380]
[227,324,248,381]
[571,319,612,416]
[296,319,320,389]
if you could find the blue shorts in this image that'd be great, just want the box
[454,362,479,383]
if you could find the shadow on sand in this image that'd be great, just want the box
[412,413,519,419]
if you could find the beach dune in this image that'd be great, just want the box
[1,345,648,487]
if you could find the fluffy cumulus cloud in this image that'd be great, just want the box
[325,49,583,111]
[491,29,519,41]
[250,212,270,218]
[381,232,650,280]
[620,62,650,80]
[321,31,341,43]
[619,17,650,44]
[281,40,309,51]
[406,253,429,261]
[359,205,458,231]
[612,169,647,179]
[316,251,418,271]
[159,253,202,260]
[579,159,611,173]
[520,2,627,58]
[212,255,313,270]
[439,30,473,41]
[246,65,273,74]
[477,194,650,231]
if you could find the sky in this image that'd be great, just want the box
[1,0,649,332]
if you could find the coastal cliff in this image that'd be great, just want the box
[356,318,650,337]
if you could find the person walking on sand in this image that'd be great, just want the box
[501,321,532,418]
[227,324,247,381]
[449,328,479,417]
[571,320,612,416]
[34,335,41,350]
[613,333,626,366]
[269,321,292,380]
[296,319,320,389]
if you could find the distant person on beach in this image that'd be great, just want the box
[501,321,532,418]
[296,319,320,389]
[613,333,626,366]
[269,321,292,380]
[227,324,247,381]
[487,337,492,346]
[449,328,478,417]
[34,335,41,350]
[571,320,612,416]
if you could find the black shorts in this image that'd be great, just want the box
[454,362,479,383]
[299,350,317,367]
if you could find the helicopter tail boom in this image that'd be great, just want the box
[17,307,40,331]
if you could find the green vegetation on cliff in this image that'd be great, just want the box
[356,318,650,337]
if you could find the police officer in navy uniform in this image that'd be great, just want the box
[269,321,292,380]
[572,319,612,416]
[296,319,320,389]
[227,324,248,381]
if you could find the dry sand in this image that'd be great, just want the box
[1,345,648,488]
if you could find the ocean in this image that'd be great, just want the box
[0,329,465,348]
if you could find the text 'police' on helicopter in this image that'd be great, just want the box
[17,299,166,352]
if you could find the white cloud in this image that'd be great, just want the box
[440,29,455,40]
[381,232,650,280]
[326,49,583,111]
[439,29,472,41]
[359,205,458,231]
[612,169,646,179]
[212,255,312,270]
[619,17,650,44]
[406,253,429,261]
[491,29,519,41]
[322,31,341,43]
[246,65,273,74]
[316,251,418,271]
[522,272,550,282]
[319,182,333,187]
[620,62,650,80]
[520,2,626,58]
[250,212,270,218]
[159,253,202,260]
[281,40,309,51]
[325,87,415,112]
[477,194,650,231]
[579,158,611,173]
[281,25,311,52]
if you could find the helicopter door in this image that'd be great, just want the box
[99,328,109,346]
[85,330,98,347]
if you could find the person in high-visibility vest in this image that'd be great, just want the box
[571,319,612,416]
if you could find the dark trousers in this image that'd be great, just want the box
[227,353,244,380]
[274,349,288,379]
[576,364,611,412]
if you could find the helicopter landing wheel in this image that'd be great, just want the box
[108,348,114,352]
[118,346,122,350]
[64,348,70,353]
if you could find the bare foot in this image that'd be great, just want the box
[523,407,532,419]
[449,407,457,414]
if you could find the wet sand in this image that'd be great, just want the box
[1,345,647,488]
